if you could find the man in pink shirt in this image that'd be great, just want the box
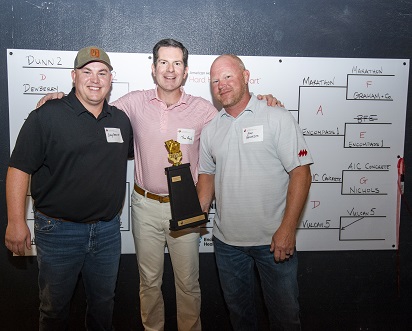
[112,39,216,331]
[37,39,281,331]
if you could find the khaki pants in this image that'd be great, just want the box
[131,189,201,331]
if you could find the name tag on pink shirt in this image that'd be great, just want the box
[177,128,195,145]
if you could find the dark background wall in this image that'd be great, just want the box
[1,1,411,330]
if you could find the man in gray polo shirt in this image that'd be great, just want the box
[197,54,313,331]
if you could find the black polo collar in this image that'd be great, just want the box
[67,87,111,118]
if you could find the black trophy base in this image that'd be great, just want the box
[165,163,209,231]
[169,211,209,231]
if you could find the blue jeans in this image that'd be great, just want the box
[213,237,301,331]
[34,211,121,331]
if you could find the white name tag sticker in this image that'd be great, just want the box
[177,128,195,145]
[243,125,263,143]
[105,128,124,143]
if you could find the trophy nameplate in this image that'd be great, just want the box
[165,139,208,231]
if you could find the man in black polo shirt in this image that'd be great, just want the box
[5,46,133,331]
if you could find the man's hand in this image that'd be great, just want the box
[5,222,31,256]
[270,165,311,262]
[6,167,32,256]
[270,223,296,262]
[36,92,65,108]
[257,94,284,108]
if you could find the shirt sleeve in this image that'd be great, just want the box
[274,110,313,172]
[204,102,219,127]
[110,93,131,116]
[9,110,45,174]
[127,121,134,159]
[199,124,216,175]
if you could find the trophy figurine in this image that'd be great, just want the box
[165,139,183,166]
[165,139,208,231]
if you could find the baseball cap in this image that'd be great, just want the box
[74,46,113,71]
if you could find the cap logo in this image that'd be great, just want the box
[90,48,100,58]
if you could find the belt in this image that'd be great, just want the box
[36,210,99,224]
[134,184,170,203]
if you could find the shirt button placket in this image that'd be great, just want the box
[160,109,168,132]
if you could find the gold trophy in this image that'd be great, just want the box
[165,139,208,231]
[165,139,183,166]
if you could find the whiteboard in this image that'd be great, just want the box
[7,49,409,254]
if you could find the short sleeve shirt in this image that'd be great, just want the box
[9,88,134,222]
[112,87,217,194]
[199,94,313,246]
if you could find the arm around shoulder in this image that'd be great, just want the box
[36,92,65,108]
[256,93,284,108]
[5,167,32,256]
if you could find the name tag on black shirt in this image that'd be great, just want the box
[104,127,123,143]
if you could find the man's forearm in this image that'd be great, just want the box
[5,167,32,255]
[282,165,312,229]
[6,167,30,223]
[196,174,215,213]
